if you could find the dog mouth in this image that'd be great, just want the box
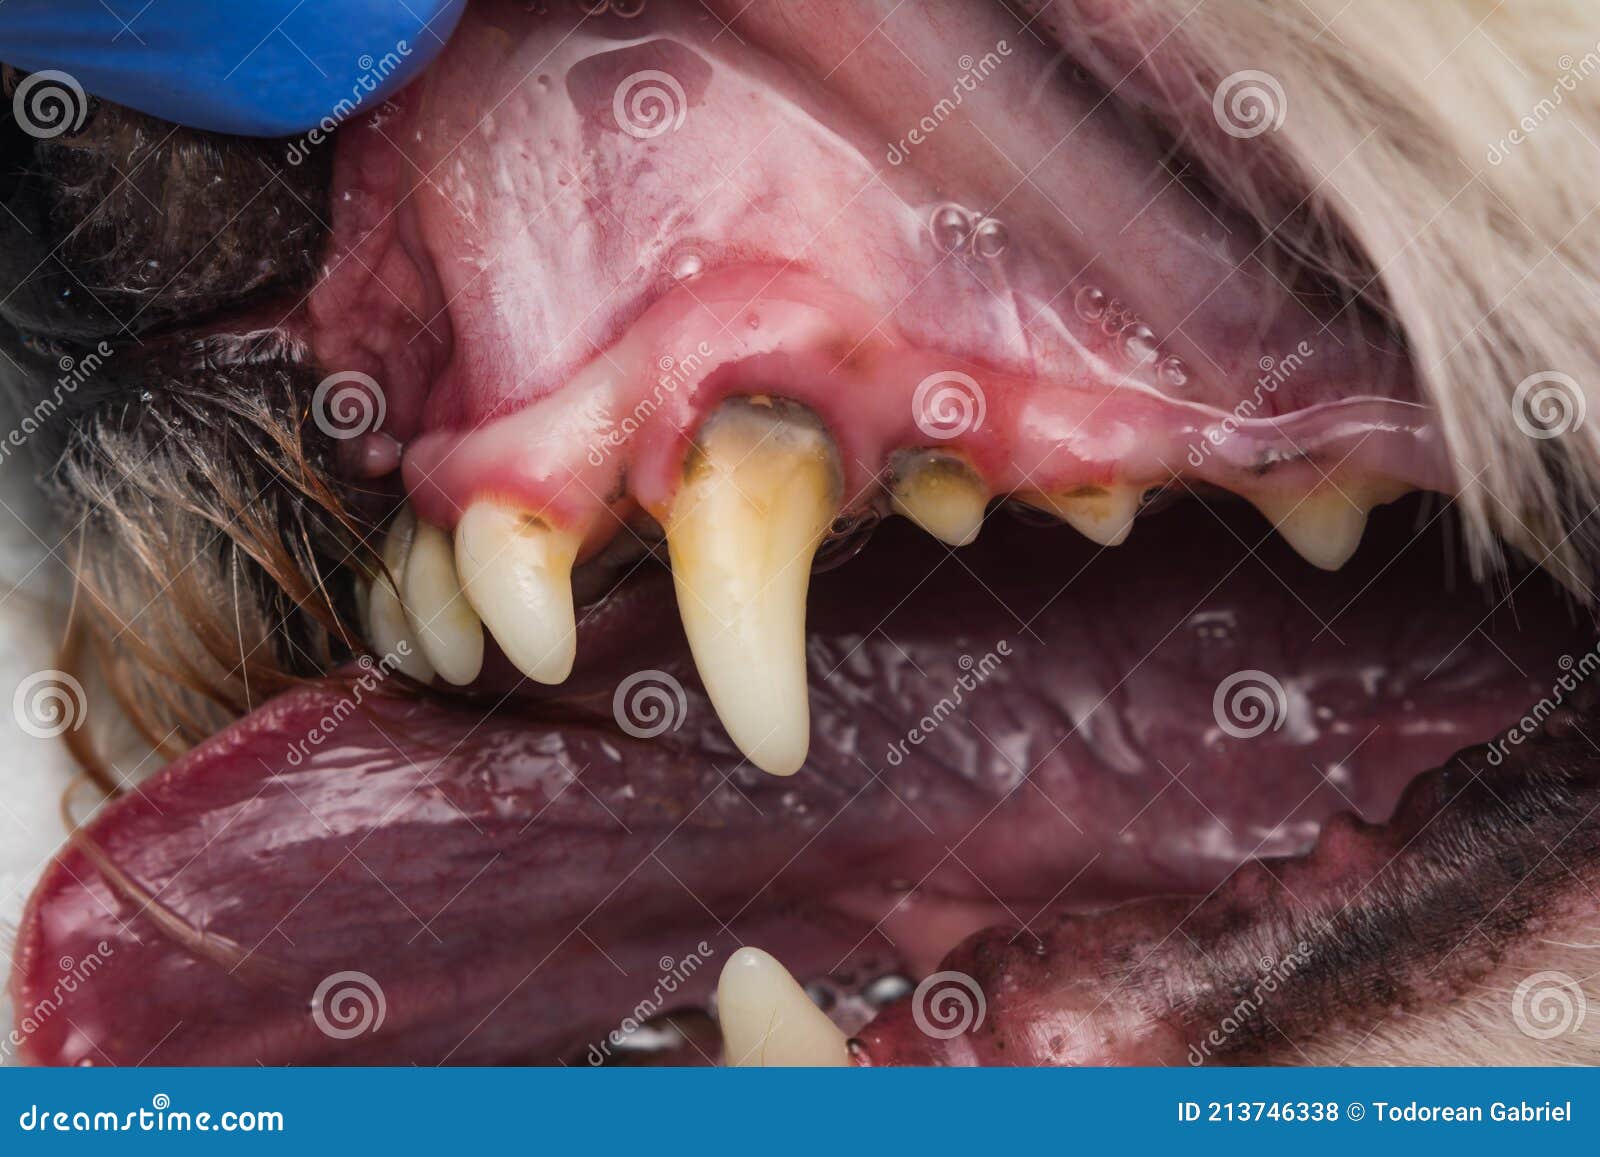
[9,0,1600,1066]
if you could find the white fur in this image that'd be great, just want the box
[1058,0,1600,589]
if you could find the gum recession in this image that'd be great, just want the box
[395,266,1448,534]
[304,0,1445,532]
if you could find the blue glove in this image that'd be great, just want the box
[0,0,466,138]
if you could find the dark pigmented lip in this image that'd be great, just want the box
[8,499,1590,1065]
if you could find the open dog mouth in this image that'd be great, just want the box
[6,1,1600,1066]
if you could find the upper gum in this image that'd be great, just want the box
[397,263,1450,537]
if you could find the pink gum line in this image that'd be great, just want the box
[401,267,1450,535]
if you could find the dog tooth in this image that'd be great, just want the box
[367,506,436,682]
[666,399,841,777]
[717,947,850,1067]
[455,502,583,685]
[1251,489,1368,571]
[1025,484,1142,546]
[890,452,987,546]
[401,519,484,686]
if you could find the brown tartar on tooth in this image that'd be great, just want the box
[889,450,988,547]
[1017,484,1144,547]
[665,397,843,777]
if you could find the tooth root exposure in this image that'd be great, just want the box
[665,398,843,777]
[891,451,988,547]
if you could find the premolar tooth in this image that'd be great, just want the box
[455,502,582,685]
[1252,489,1369,571]
[1025,484,1142,546]
[401,519,484,686]
[665,399,842,777]
[717,947,850,1067]
[366,507,436,682]
[890,452,987,547]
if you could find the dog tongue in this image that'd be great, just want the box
[7,681,903,1065]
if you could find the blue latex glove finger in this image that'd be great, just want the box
[0,0,466,138]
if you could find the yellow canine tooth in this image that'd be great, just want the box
[890,452,987,547]
[717,947,850,1067]
[665,399,842,777]
[1250,482,1408,571]
[366,506,436,682]
[1022,484,1142,546]
[455,502,584,685]
[402,518,484,686]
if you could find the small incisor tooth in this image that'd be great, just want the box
[455,502,583,685]
[890,451,987,547]
[665,399,841,777]
[366,506,436,682]
[1251,487,1380,571]
[1024,484,1142,546]
[401,519,484,686]
[717,947,850,1067]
